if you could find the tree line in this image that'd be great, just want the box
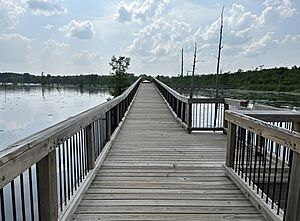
[0,71,137,89]
[157,66,300,92]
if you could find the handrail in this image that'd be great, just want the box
[224,110,300,221]
[0,77,142,220]
[153,77,250,133]
[153,77,189,103]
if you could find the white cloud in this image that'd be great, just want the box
[60,20,95,39]
[274,34,300,44]
[115,0,170,23]
[43,39,69,50]
[125,17,192,62]
[44,24,54,30]
[27,0,67,16]
[0,0,26,29]
[0,33,31,63]
[41,39,69,61]
[193,1,297,58]
[264,0,296,18]
[73,50,102,66]
[241,32,274,56]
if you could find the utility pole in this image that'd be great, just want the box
[214,6,224,129]
[190,43,197,98]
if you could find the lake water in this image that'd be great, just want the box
[0,85,110,151]
[1,85,299,151]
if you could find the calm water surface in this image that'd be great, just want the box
[0,85,110,150]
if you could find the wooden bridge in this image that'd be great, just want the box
[0,78,300,221]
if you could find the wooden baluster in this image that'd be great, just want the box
[106,110,112,141]
[187,103,192,133]
[226,122,236,168]
[285,122,300,221]
[85,124,95,170]
[176,99,180,117]
[181,101,184,122]
[37,151,58,220]
[223,102,229,134]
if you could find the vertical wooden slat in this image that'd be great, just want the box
[187,103,192,133]
[181,102,184,122]
[37,151,58,221]
[106,110,112,141]
[223,103,229,133]
[285,122,300,221]
[85,124,95,170]
[226,122,236,168]
[116,104,120,125]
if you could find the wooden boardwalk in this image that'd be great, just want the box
[73,83,265,220]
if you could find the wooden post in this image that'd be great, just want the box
[226,122,236,168]
[223,103,229,134]
[37,151,58,220]
[187,103,192,133]
[181,102,184,121]
[106,110,112,141]
[85,124,95,169]
[285,122,300,221]
[116,104,120,125]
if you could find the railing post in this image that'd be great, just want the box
[187,103,192,133]
[181,102,184,121]
[223,103,229,134]
[226,122,236,168]
[176,99,179,116]
[85,124,95,169]
[106,110,112,141]
[285,122,300,221]
[37,151,58,220]
[116,104,120,125]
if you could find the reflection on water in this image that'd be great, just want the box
[0,85,110,151]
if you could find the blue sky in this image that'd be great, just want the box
[0,0,299,76]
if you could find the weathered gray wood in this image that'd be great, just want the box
[60,84,140,220]
[285,122,300,221]
[0,78,141,189]
[226,122,236,168]
[153,78,188,103]
[37,151,58,220]
[73,83,265,220]
[189,97,224,104]
[225,110,300,154]
[234,110,300,122]
[106,110,112,141]
[85,124,95,169]
[223,103,229,132]
[73,213,265,221]
[224,98,249,108]
[187,103,192,133]
[224,166,282,221]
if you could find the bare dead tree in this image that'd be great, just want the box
[215,6,224,98]
[190,43,197,98]
[181,49,184,77]
[214,6,224,129]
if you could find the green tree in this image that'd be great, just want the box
[109,55,131,97]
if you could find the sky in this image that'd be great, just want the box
[0,0,299,76]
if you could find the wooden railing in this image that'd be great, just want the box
[153,78,248,133]
[224,110,300,221]
[0,78,141,220]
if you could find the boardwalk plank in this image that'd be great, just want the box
[73,83,265,220]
